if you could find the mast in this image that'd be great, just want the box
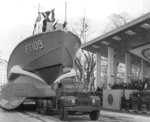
[65,2,67,23]
[63,2,67,29]
[33,4,41,35]
[37,4,40,33]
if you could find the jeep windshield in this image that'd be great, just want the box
[63,82,85,89]
[61,79,87,90]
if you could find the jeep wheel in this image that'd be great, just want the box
[89,110,100,120]
[36,100,42,114]
[47,100,53,114]
[59,103,68,121]
[40,100,48,115]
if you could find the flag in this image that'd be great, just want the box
[42,9,55,23]
[36,12,41,22]
[50,9,55,22]
[42,11,49,19]
[53,20,59,30]
[33,12,41,34]
[33,23,37,35]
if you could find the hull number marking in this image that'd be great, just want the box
[25,40,44,53]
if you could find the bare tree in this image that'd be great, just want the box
[103,12,132,86]
[104,12,132,33]
[71,17,96,90]
[0,51,2,58]
[72,13,132,90]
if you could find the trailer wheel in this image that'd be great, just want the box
[40,100,48,115]
[36,100,42,114]
[89,110,100,120]
[47,100,53,114]
[58,103,68,121]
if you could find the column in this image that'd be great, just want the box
[95,51,101,89]
[141,59,146,80]
[114,57,118,84]
[125,53,131,83]
[108,47,115,88]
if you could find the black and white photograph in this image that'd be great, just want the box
[0,0,150,122]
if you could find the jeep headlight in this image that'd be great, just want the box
[91,97,100,106]
[92,99,96,104]
[64,98,76,106]
[71,99,76,106]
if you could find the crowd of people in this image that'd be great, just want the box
[95,78,150,113]
[108,78,150,90]
[121,91,150,113]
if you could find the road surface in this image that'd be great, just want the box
[0,107,150,122]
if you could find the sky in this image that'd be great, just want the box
[0,0,150,61]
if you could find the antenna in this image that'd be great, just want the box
[65,2,67,22]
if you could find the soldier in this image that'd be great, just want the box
[137,93,142,113]
[128,93,133,111]
[121,90,126,111]
[42,19,47,32]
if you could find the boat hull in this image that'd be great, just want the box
[0,30,81,109]
[8,30,81,85]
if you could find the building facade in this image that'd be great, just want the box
[0,59,7,86]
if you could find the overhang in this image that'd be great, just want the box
[82,13,150,63]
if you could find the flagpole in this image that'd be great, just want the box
[38,4,40,33]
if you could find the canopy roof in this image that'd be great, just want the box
[82,13,150,64]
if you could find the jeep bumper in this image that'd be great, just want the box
[64,106,100,112]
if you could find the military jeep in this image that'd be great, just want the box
[57,78,100,121]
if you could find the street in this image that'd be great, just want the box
[0,107,150,122]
